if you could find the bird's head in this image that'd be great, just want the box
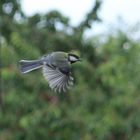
[68,53,81,63]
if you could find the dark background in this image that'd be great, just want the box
[0,0,140,140]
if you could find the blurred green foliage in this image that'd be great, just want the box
[0,0,140,140]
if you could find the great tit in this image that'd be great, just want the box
[19,52,81,92]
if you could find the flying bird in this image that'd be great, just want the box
[19,52,81,92]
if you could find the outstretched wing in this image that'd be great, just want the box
[42,65,74,92]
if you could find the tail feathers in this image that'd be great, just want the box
[19,60,43,73]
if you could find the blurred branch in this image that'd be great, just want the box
[0,0,25,41]
[75,0,102,33]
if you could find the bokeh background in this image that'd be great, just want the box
[0,0,140,140]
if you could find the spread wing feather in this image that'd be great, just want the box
[42,65,74,92]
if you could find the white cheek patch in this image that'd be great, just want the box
[69,56,78,61]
